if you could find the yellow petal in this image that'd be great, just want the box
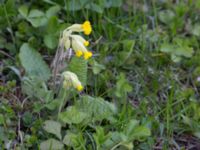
[82,21,92,35]
[75,50,83,57]
[76,84,83,91]
[84,51,93,60]
[84,41,89,46]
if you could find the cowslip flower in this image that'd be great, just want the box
[62,71,83,91]
[60,21,93,60]
[71,38,92,60]
[66,21,92,35]
[70,35,90,47]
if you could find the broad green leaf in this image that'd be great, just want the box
[43,120,62,139]
[44,34,58,49]
[160,44,173,53]
[103,132,122,149]
[28,9,44,18]
[63,131,86,148]
[46,5,61,18]
[59,106,88,124]
[19,43,51,81]
[63,132,77,146]
[18,5,28,18]
[171,54,181,62]
[45,100,60,110]
[27,9,47,27]
[22,77,53,101]
[191,24,200,37]
[128,126,151,139]
[46,16,59,34]
[174,47,193,58]
[124,120,139,136]
[121,142,133,150]
[76,96,117,121]
[5,0,16,16]
[115,73,132,98]
[40,138,64,150]
[121,120,150,142]
[93,127,110,148]
[92,60,105,74]
[160,42,193,62]
[158,10,175,24]
[68,57,87,85]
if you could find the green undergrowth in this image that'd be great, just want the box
[1,0,200,149]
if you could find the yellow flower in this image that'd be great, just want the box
[76,84,83,91]
[75,50,83,57]
[63,80,71,88]
[84,41,89,46]
[72,39,87,53]
[82,21,92,35]
[70,35,89,47]
[62,71,83,92]
[84,51,93,60]
[65,21,92,35]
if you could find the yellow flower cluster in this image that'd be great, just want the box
[61,21,93,60]
[60,21,93,92]
[62,71,83,91]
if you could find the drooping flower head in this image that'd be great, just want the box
[82,21,92,35]
[60,21,93,60]
[62,71,83,91]
[66,21,92,35]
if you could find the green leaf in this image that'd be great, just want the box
[59,106,88,124]
[76,96,117,121]
[27,9,47,27]
[40,138,64,150]
[44,34,58,49]
[160,41,194,62]
[46,5,60,18]
[46,16,59,34]
[63,132,77,147]
[43,120,62,140]
[18,5,28,18]
[174,47,193,58]
[160,44,173,53]
[19,43,51,81]
[171,54,181,62]
[28,9,44,18]
[122,119,150,142]
[124,120,139,136]
[128,126,151,139]
[63,131,86,148]
[115,73,132,98]
[158,10,175,25]
[92,60,105,74]
[68,57,87,85]
[0,114,4,125]
[5,0,16,16]
[191,24,200,37]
